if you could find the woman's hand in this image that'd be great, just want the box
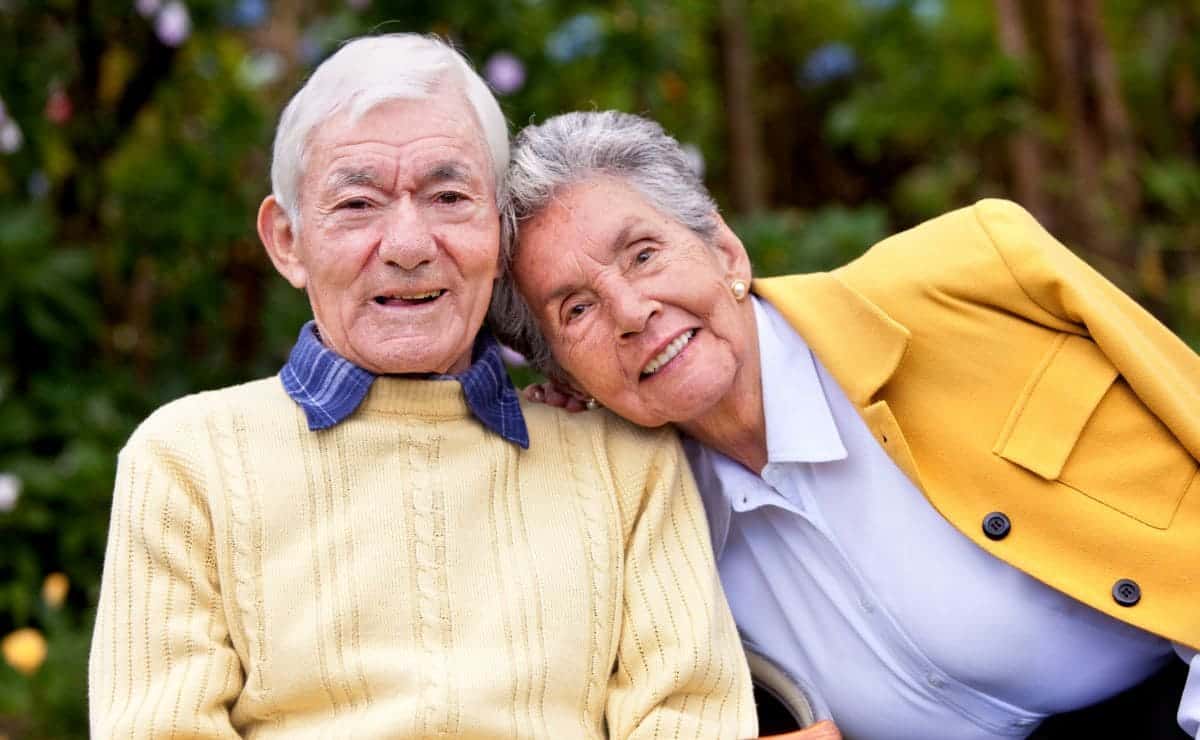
[523,379,592,413]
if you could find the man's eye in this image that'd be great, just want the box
[338,198,371,210]
[435,191,466,205]
[634,248,654,264]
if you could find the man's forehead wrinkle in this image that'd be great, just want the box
[314,152,482,197]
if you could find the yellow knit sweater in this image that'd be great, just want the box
[88,376,756,739]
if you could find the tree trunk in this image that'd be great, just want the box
[1171,4,1197,157]
[993,0,1048,223]
[1042,1,1127,265]
[1077,0,1140,221]
[717,0,766,213]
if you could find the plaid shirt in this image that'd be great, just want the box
[279,321,529,448]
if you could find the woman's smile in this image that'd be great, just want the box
[640,329,698,378]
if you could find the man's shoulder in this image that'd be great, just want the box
[520,400,683,482]
[521,399,678,451]
[125,376,293,453]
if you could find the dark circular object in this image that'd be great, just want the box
[1112,579,1141,607]
[982,512,1011,540]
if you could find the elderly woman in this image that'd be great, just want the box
[491,111,1200,739]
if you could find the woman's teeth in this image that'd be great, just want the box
[641,330,695,376]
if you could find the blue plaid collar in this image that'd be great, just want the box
[279,321,529,449]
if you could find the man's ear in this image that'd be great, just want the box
[710,211,753,284]
[257,195,307,289]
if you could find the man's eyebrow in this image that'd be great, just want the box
[324,166,382,191]
[421,160,476,186]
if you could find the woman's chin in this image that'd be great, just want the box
[616,376,734,428]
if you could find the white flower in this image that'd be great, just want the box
[155,1,191,47]
[0,473,21,512]
[0,119,21,154]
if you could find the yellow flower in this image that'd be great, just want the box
[42,572,69,609]
[2,628,47,676]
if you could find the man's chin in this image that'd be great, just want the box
[361,345,474,376]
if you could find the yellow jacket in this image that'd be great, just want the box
[755,199,1200,650]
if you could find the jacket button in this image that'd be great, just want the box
[1112,579,1141,607]
[982,512,1011,540]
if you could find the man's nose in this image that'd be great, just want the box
[609,284,660,338]
[377,199,437,270]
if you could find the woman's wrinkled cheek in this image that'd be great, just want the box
[560,338,594,380]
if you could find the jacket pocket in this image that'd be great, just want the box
[994,333,1197,529]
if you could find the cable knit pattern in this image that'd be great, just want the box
[89,375,755,739]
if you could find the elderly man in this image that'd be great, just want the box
[88,35,756,738]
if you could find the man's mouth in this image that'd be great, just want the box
[641,329,697,377]
[373,289,446,306]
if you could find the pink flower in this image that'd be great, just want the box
[484,52,526,95]
[45,89,72,124]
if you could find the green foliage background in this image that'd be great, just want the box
[0,0,1197,735]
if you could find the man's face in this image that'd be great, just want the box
[268,94,500,375]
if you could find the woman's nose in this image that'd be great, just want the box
[609,286,660,338]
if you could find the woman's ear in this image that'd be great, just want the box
[710,211,753,283]
[258,195,308,289]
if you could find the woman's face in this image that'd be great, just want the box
[513,176,754,428]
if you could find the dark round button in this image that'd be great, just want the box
[1112,579,1141,607]
[982,512,1011,540]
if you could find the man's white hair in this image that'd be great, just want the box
[269,33,509,226]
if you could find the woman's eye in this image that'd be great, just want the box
[634,247,654,264]
[565,303,589,322]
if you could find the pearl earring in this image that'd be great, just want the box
[585,398,600,411]
[731,279,748,301]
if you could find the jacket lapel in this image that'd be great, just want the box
[753,273,910,406]
[753,273,925,489]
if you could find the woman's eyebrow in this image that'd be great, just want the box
[544,220,641,305]
[607,222,637,256]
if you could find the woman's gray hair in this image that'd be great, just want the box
[270,33,509,229]
[489,111,719,375]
